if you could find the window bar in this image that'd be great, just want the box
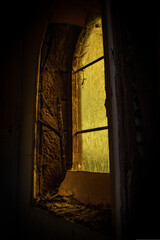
[75,126,108,135]
[73,56,104,74]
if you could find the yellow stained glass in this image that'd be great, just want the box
[72,15,110,173]
[79,130,110,173]
[80,16,104,67]
[78,60,108,130]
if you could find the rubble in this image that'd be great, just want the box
[34,190,112,235]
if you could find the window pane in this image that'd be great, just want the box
[77,59,108,130]
[80,130,110,173]
[80,16,104,67]
[72,14,110,174]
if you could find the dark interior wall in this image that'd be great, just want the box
[0,1,56,237]
[0,6,23,237]
[0,39,22,236]
[110,1,160,239]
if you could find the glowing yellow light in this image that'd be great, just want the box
[72,15,110,173]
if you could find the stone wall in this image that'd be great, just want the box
[35,24,81,194]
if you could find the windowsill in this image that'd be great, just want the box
[33,191,112,237]
[59,170,111,205]
[33,170,112,237]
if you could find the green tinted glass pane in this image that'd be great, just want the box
[80,16,104,67]
[78,59,108,130]
[80,130,110,173]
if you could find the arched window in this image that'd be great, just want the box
[72,15,110,173]
[34,14,110,196]
[33,8,112,237]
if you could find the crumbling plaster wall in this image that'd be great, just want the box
[35,23,81,194]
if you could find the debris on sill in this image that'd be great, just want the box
[34,190,112,236]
